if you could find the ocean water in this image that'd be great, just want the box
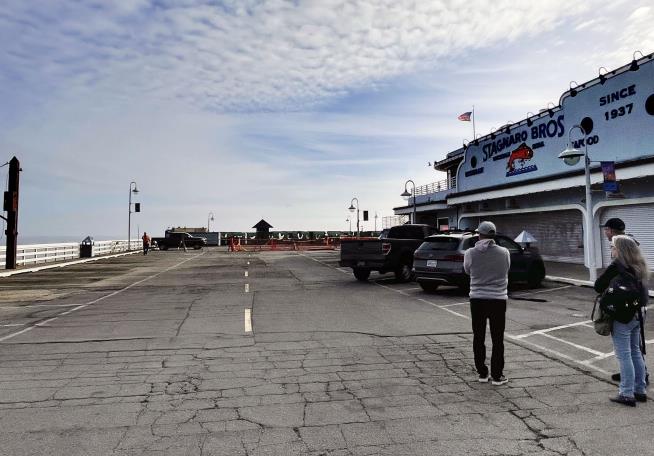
[3,235,125,245]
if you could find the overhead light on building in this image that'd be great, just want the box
[547,102,556,117]
[630,50,644,71]
[558,144,583,166]
[598,67,608,85]
[490,128,496,140]
[569,81,578,97]
[526,112,534,127]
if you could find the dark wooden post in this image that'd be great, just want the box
[4,157,20,269]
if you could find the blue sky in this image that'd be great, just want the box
[1,0,653,239]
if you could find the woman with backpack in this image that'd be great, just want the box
[594,235,649,407]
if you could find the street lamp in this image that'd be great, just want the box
[558,125,596,281]
[208,211,215,232]
[374,212,378,232]
[348,197,360,237]
[128,181,139,251]
[346,217,351,234]
[401,179,416,224]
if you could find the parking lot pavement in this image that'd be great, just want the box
[0,249,653,455]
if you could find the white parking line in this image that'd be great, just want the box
[0,252,204,343]
[0,304,82,310]
[0,323,24,327]
[510,285,572,297]
[245,283,249,293]
[540,332,605,356]
[506,334,611,375]
[244,309,252,333]
[245,271,249,277]
[513,320,592,339]
[418,298,471,320]
[440,302,470,308]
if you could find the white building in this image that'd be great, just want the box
[395,51,654,270]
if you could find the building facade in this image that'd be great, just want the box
[395,52,654,269]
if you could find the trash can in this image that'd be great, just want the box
[80,236,94,258]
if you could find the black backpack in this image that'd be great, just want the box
[599,266,645,324]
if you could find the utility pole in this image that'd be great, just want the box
[3,157,20,269]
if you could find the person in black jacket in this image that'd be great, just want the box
[595,235,649,406]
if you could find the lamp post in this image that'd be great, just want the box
[348,197,360,237]
[208,212,214,232]
[558,125,596,281]
[346,217,351,234]
[374,212,378,233]
[401,179,416,224]
[128,181,139,251]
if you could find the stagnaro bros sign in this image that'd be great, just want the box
[457,56,654,192]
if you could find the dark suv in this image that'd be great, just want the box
[413,232,546,292]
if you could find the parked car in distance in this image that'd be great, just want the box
[413,232,546,292]
[340,224,439,282]
[152,232,207,250]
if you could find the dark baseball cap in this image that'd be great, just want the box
[602,218,625,231]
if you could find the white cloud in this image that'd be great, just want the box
[1,0,599,112]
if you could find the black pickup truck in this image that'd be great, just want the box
[152,232,207,250]
[339,224,438,282]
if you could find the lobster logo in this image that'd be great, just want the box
[506,143,538,177]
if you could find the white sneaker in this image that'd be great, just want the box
[478,374,490,383]
[492,376,509,385]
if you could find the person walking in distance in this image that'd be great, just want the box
[141,232,150,255]
[464,221,511,385]
[602,217,648,384]
[594,235,649,406]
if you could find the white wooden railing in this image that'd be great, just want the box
[0,239,142,270]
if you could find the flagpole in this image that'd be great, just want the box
[472,105,476,139]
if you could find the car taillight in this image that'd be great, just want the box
[382,242,391,255]
[443,254,464,262]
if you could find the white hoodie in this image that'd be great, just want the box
[463,239,511,300]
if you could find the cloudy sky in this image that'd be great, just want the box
[1,0,653,239]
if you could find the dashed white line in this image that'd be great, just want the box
[244,309,252,333]
[245,271,249,277]
[0,323,24,327]
[245,283,249,293]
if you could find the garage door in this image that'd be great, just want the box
[485,210,585,263]
[600,204,654,268]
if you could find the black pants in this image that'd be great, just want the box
[470,298,506,379]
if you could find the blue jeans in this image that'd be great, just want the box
[611,316,646,398]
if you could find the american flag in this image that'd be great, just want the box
[458,111,472,121]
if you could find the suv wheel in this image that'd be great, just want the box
[419,282,439,292]
[527,263,545,288]
[395,261,414,283]
[353,268,371,281]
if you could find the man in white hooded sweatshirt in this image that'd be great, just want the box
[463,221,511,385]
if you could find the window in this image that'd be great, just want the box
[496,236,521,253]
[417,237,460,251]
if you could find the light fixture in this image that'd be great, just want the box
[348,204,355,212]
[558,145,583,166]
[569,81,578,97]
[462,140,468,151]
[490,128,496,140]
[526,112,534,127]
[598,67,608,85]
[505,122,512,134]
[547,102,556,117]
[630,50,644,71]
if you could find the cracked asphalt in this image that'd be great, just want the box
[0,249,652,455]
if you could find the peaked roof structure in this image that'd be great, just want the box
[252,219,273,230]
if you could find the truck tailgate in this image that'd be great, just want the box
[340,239,384,261]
